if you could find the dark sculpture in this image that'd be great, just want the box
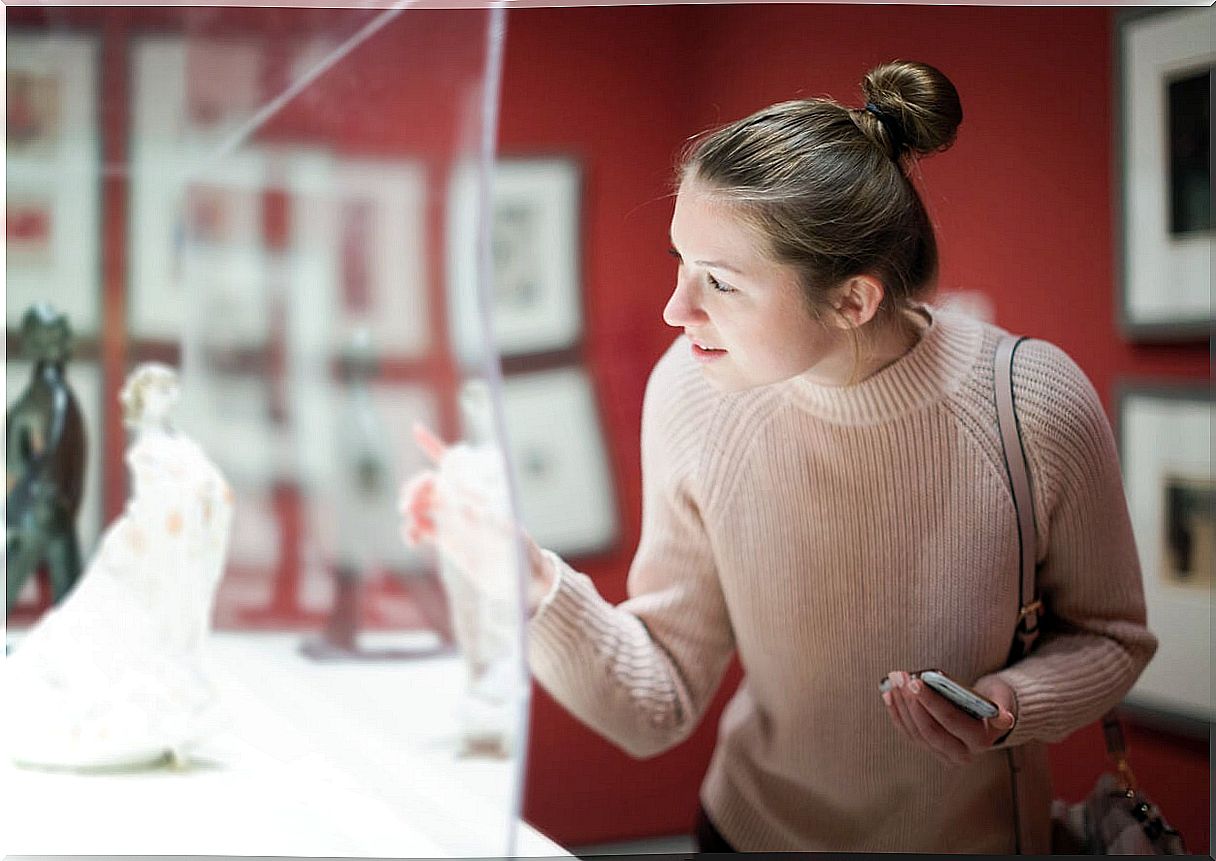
[6,304,87,612]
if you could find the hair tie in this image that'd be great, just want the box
[863,102,904,155]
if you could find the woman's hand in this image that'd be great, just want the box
[881,671,1017,766]
[398,423,556,615]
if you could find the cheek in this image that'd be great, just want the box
[742,308,822,370]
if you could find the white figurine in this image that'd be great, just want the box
[3,363,234,770]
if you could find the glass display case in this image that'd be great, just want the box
[5,6,555,856]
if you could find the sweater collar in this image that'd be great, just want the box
[779,305,982,425]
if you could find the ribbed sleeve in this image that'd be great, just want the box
[978,339,1158,746]
[527,341,736,759]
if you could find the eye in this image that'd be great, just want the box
[667,247,682,263]
[707,272,735,294]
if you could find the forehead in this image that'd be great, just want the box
[670,177,769,261]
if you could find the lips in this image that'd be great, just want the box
[689,337,728,364]
[687,334,725,352]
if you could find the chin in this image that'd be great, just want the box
[699,365,759,394]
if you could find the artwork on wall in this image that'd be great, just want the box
[447,158,581,365]
[176,371,283,488]
[5,360,104,606]
[304,379,440,574]
[1116,7,1213,340]
[1117,382,1212,723]
[128,37,274,345]
[5,33,101,334]
[493,367,616,557]
[331,159,430,358]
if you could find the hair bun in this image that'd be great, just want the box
[859,61,963,159]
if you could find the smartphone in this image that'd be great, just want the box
[878,669,999,721]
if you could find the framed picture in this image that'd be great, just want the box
[1117,381,1212,723]
[494,367,616,556]
[330,159,430,358]
[447,159,582,365]
[1116,8,1213,340]
[301,379,440,573]
[176,371,283,487]
[128,37,273,345]
[6,32,101,334]
[5,360,104,606]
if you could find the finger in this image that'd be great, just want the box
[889,675,924,748]
[913,684,989,754]
[882,687,913,741]
[986,708,1016,739]
[413,422,448,465]
[398,471,436,513]
[399,474,438,536]
[904,683,971,765]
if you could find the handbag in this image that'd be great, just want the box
[993,335,1186,855]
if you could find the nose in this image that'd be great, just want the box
[662,272,708,329]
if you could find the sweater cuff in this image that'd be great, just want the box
[531,549,565,619]
[527,550,604,652]
[981,666,1056,749]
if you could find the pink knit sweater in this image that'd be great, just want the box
[526,306,1157,853]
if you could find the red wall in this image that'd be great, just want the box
[497,5,1210,851]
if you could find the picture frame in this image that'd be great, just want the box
[1116,381,1212,723]
[302,379,440,573]
[330,158,430,359]
[128,37,272,346]
[494,367,616,557]
[1115,7,1213,340]
[447,158,582,365]
[6,32,102,335]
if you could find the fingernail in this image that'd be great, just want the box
[908,679,921,695]
[882,691,892,706]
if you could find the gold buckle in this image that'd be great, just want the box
[1018,600,1044,620]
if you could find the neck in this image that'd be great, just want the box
[803,306,929,387]
[855,306,928,383]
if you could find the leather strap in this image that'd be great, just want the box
[994,336,1041,657]
[994,335,1130,855]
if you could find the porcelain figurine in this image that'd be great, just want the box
[4,363,234,770]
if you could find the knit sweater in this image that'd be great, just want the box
[526,306,1157,853]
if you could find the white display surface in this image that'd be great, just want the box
[2,631,567,858]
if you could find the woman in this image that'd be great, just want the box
[401,61,1156,853]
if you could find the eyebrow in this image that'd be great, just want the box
[668,240,746,276]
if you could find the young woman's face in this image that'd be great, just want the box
[665,176,847,392]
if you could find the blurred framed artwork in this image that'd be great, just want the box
[1115,7,1213,340]
[447,158,582,365]
[1117,381,1212,723]
[496,367,616,557]
[6,32,101,334]
[331,159,430,359]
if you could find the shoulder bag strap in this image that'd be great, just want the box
[993,335,1132,856]
[994,335,1043,658]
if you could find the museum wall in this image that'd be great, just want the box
[6,3,1210,853]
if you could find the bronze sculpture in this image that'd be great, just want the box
[6,303,87,612]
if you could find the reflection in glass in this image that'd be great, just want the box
[6,7,525,857]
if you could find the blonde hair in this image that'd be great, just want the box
[120,363,180,427]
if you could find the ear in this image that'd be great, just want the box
[829,275,886,329]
